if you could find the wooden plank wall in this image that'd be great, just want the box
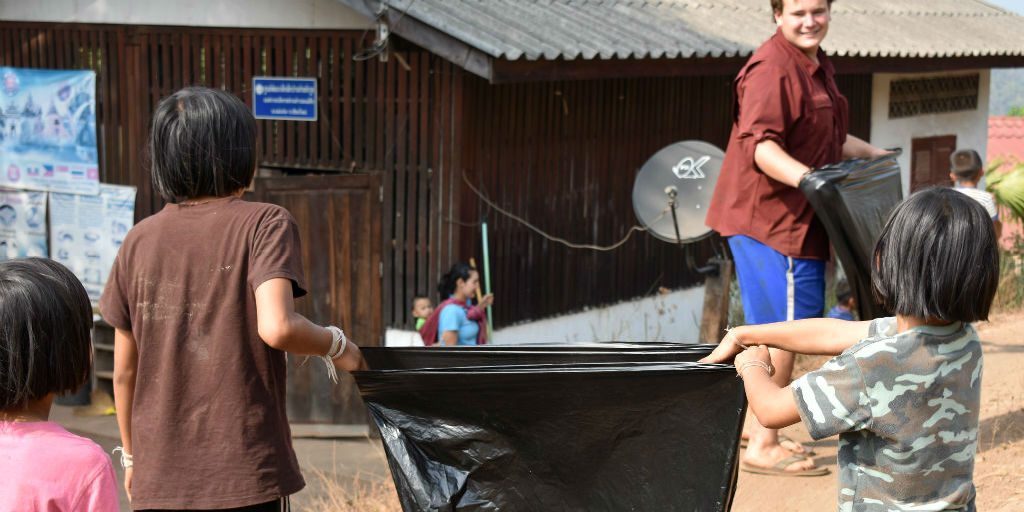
[248,174,382,422]
[456,75,728,328]
[835,73,873,141]
[0,22,460,330]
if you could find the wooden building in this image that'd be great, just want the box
[3,0,1024,425]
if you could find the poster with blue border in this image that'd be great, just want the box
[0,67,100,196]
[0,187,48,260]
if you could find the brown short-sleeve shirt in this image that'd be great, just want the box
[707,29,849,260]
[99,196,307,510]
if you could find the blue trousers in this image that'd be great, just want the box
[728,235,825,324]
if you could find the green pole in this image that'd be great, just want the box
[481,220,494,337]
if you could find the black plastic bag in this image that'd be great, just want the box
[361,344,715,370]
[800,150,903,320]
[355,361,744,511]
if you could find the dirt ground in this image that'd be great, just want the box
[731,311,1024,512]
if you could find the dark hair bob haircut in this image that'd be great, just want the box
[438,262,475,298]
[0,258,93,410]
[149,87,257,203]
[872,187,999,323]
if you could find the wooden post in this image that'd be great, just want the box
[699,258,733,344]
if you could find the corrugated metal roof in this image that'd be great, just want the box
[366,0,1024,61]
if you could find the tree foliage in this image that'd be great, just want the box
[987,162,1024,224]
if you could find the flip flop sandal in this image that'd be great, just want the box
[739,434,816,456]
[741,455,830,477]
[780,434,816,456]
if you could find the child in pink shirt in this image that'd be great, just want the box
[0,258,119,511]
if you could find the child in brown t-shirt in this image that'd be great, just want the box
[99,87,365,511]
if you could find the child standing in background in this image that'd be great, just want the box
[949,149,1001,239]
[826,286,856,321]
[0,258,119,511]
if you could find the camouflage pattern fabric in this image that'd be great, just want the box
[791,317,981,511]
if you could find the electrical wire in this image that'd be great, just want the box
[461,172,654,252]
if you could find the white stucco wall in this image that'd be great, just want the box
[385,285,707,347]
[0,0,372,29]
[869,70,991,197]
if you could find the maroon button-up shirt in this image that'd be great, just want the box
[707,29,849,260]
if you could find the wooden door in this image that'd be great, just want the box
[247,173,383,426]
[911,135,957,192]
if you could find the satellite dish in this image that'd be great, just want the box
[632,140,725,244]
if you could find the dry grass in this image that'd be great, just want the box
[301,469,401,512]
[294,439,402,512]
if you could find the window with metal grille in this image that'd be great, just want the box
[888,74,979,119]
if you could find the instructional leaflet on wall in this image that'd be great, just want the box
[0,187,48,260]
[0,67,100,195]
[50,184,136,303]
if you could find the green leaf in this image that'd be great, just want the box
[987,162,1024,223]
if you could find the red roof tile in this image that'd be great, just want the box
[989,116,1024,166]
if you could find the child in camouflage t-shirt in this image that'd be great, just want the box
[703,187,999,511]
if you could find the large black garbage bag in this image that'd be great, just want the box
[800,150,903,320]
[361,344,715,370]
[423,341,698,349]
[355,362,744,511]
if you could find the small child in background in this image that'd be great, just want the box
[703,188,998,509]
[412,296,434,331]
[950,148,1001,239]
[826,286,856,321]
[0,258,119,511]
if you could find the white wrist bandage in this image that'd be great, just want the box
[112,447,133,469]
[320,326,348,383]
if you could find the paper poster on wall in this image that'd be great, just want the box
[50,184,136,303]
[0,187,48,260]
[0,67,99,195]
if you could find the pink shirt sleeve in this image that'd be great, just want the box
[72,460,120,512]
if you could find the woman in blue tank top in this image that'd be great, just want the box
[433,262,494,346]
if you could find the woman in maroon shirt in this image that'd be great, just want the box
[706,0,890,477]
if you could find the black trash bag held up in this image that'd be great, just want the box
[360,343,715,370]
[355,361,745,512]
[800,150,903,320]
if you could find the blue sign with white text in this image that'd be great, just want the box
[252,77,317,121]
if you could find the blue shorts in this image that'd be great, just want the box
[728,235,825,325]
